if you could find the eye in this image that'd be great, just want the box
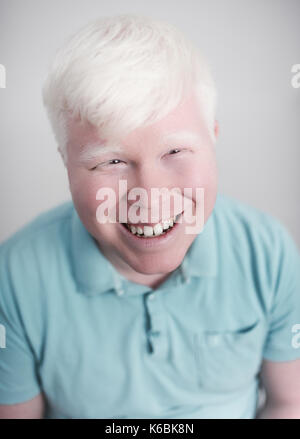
[162,148,186,160]
[108,159,122,165]
[90,159,124,170]
[169,148,181,155]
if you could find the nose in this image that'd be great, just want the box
[133,162,165,195]
[126,163,182,222]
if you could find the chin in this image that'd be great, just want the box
[125,252,184,276]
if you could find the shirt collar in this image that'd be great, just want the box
[181,208,218,279]
[70,206,117,296]
[70,201,218,297]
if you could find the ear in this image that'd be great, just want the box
[214,120,219,138]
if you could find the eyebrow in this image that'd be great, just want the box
[78,143,124,162]
[78,130,202,162]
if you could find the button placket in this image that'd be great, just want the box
[179,259,190,285]
[145,292,167,358]
[110,266,125,297]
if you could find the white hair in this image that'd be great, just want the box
[42,14,217,165]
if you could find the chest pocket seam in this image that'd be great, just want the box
[193,319,264,391]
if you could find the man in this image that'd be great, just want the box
[0,14,300,419]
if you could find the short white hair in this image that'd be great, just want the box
[42,14,217,165]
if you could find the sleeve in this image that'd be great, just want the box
[0,245,41,404]
[262,223,300,362]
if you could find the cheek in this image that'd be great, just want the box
[176,156,218,221]
[69,172,115,215]
[175,154,217,189]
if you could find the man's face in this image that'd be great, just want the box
[66,92,218,279]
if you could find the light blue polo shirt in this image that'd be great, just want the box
[1,192,300,419]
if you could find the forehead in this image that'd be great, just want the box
[67,92,206,157]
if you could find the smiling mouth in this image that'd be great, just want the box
[121,212,183,238]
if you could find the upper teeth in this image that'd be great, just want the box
[126,214,180,237]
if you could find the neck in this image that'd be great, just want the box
[94,239,172,289]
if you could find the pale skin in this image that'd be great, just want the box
[1,92,299,418]
[65,92,218,289]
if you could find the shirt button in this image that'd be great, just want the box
[149,330,160,337]
[148,293,156,300]
[208,335,220,346]
[116,288,124,296]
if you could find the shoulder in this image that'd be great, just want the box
[0,200,75,281]
[0,200,74,249]
[212,193,300,294]
[213,192,295,253]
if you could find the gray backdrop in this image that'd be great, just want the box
[0,0,299,247]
